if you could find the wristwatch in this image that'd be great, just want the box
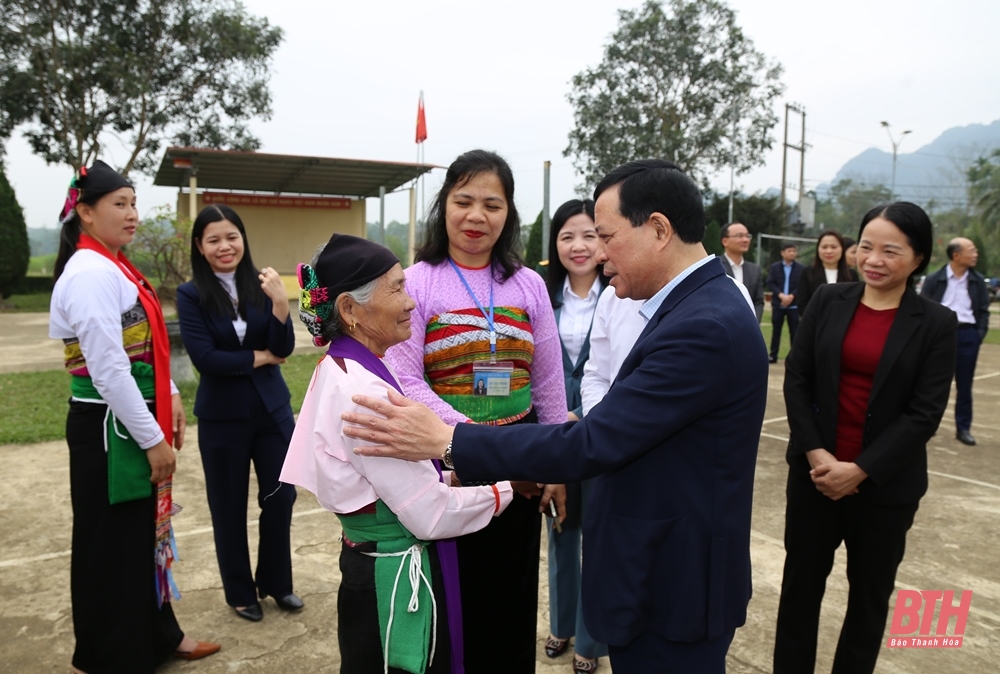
[442,440,454,469]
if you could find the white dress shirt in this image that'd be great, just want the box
[215,271,247,343]
[824,268,839,284]
[724,253,744,284]
[941,265,976,324]
[559,275,602,365]
[580,287,646,416]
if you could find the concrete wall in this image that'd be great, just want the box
[176,191,367,276]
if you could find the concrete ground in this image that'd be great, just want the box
[1,312,998,673]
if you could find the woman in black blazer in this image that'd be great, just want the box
[794,229,859,317]
[773,203,957,674]
[176,205,302,622]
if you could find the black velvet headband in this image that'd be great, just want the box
[316,233,400,301]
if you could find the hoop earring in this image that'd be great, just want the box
[349,322,357,333]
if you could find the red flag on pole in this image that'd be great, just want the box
[415,91,428,144]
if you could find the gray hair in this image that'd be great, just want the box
[310,241,380,343]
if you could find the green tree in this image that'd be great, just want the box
[705,191,783,264]
[564,0,784,191]
[0,0,282,175]
[815,179,893,234]
[969,149,1000,230]
[524,210,544,271]
[0,164,30,301]
[127,207,192,301]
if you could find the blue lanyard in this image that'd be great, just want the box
[448,258,497,362]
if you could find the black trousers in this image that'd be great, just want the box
[457,408,542,674]
[338,540,451,674]
[773,467,919,674]
[197,393,297,607]
[67,401,184,674]
[771,305,800,358]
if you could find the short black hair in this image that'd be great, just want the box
[946,242,962,260]
[859,202,933,287]
[780,241,797,251]
[593,159,705,244]
[415,149,522,281]
[720,222,745,240]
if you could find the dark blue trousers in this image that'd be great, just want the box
[771,305,800,358]
[198,393,296,607]
[954,326,981,432]
[608,627,735,673]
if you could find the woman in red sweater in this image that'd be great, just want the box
[773,202,958,674]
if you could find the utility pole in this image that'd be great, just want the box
[779,103,806,231]
[542,161,551,262]
[881,121,911,198]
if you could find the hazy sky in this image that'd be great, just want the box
[7,0,1000,232]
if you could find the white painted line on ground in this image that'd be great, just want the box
[0,507,329,569]
[928,470,1000,492]
[973,371,999,381]
[762,416,788,425]
[760,432,789,442]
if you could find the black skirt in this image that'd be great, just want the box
[67,401,184,673]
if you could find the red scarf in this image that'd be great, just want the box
[76,234,173,445]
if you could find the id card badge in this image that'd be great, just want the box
[472,361,514,396]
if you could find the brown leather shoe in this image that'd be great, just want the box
[174,641,221,661]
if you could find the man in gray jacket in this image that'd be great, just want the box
[720,222,764,323]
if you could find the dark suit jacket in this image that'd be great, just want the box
[453,258,768,646]
[794,266,859,316]
[176,281,295,421]
[553,287,595,419]
[920,265,990,342]
[767,260,805,307]
[721,255,765,322]
[784,283,957,505]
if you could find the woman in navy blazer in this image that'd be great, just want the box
[543,199,610,673]
[794,229,859,317]
[774,203,957,673]
[176,205,301,622]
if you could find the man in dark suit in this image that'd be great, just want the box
[766,242,805,363]
[720,222,765,322]
[920,237,990,445]
[343,159,769,673]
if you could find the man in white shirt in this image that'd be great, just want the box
[719,223,764,322]
[920,237,991,445]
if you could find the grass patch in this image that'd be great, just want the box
[0,353,323,446]
[0,369,72,444]
[0,292,52,312]
[29,254,57,275]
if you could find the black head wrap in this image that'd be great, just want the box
[296,234,400,346]
[59,160,134,224]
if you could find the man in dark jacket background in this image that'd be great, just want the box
[766,242,804,363]
[920,237,990,445]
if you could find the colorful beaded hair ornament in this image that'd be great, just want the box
[59,166,88,225]
[297,262,335,347]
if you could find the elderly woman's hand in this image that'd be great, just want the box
[343,388,453,462]
[259,266,290,323]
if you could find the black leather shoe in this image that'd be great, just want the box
[260,591,304,611]
[234,602,263,622]
[957,430,977,446]
[769,355,778,364]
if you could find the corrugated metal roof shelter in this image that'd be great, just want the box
[152,147,437,197]
[151,147,438,279]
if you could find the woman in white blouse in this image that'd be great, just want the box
[795,229,859,318]
[542,199,609,673]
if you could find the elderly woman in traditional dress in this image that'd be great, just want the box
[280,233,522,674]
[50,160,220,673]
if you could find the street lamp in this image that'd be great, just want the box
[881,121,911,198]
